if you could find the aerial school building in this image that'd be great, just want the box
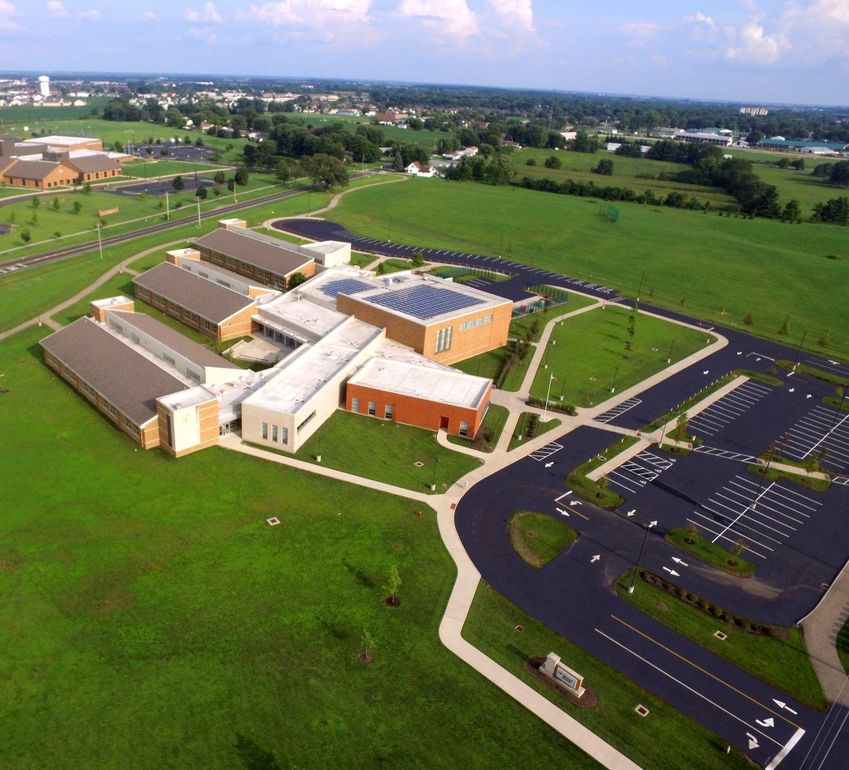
[40,223,511,456]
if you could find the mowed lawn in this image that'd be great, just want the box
[0,327,599,770]
[529,306,710,407]
[295,410,481,493]
[330,179,849,360]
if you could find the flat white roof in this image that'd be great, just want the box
[24,135,98,145]
[301,240,349,255]
[349,357,490,410]
[91,295,133,309]
[257,292,350,340]
[244,319,381,414]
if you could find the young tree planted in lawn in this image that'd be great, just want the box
[51,197,59,211]
[20,228,31,243]
[359,629,376,663]
[234,166,250,186]
[172,175,184,191]
[31,197,40,209]
[384,565,402,607]
[544,155,562,170]
[376,261,386,275]
[213,170,226,185]
[195,186,208,200]
[672,411,690,442]
[593,159,614,176]
[778,316,790,336]
[72,201,82,214]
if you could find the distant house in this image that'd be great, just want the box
[405,161,436,178]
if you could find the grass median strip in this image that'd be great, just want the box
[566,435,640,509]
[616,570,826,710]
[666,527,756,577]
[507,511,577,568]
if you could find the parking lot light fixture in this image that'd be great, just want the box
[792,330,808,371]
[628,523,651,594]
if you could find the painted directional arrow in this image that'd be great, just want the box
[662,567,680,577]
[703,370,710,375]
[772,700,798,715]
[626,509,636,517]
[746,733,759,751]
[736,351,743,356]
[545,461,554,468]
[648,520,658,528]
[756,717,775,729]
[788,388,795,393]
[570,500,582,507]
[591,554,601,563]
[556,508,570,517]
[671,557,689,567]
[806,394,813,399]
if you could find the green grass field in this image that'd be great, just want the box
[464,582,753,770]
[507,510,577,568]
[616,572,826,710]
[121,160,229,178]
[447,404,509,453]
[510,294,598,341]
[294,411,481,493]
[0,326,599,770]
[330,179,849,360]
[530,307,709,407]
[514,148,735,207]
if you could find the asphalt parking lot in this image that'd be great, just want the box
[131,143,216,162]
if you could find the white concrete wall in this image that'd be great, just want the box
[169,403,202,454]
[300,241,351,267]
[177,258,254,296]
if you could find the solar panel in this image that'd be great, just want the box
[367,285,485,320]
[320,278,374,299]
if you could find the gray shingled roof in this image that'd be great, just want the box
[4,159,69,180]
[66,155,120,174]
[40,317,186,425]
[110,311,241,370]
[194,228,312,278]
[133,262,255,324]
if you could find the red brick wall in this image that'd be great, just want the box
[344,383,491,437]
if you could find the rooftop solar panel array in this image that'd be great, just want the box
[319,278,374,299]
[367,284,485,320]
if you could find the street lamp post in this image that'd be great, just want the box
[667,338,676,364]
[828,388,847,433]
[97,222,103,261]
[792,330,808,371]
[627,523,651,594]
[610,365,619,394]
[544,373,555,421]
[430,454,440,491]
[752,442,778,511]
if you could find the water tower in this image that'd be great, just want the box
[38,75,50,98]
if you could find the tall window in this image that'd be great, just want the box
[459,420,469,437]
[272,424,278,442]
[281,427,289,445]
[435,326,454,354]
[351,397,359,414]
[368,401,376,416]
[385,404,394,420]
[261,422,268,440]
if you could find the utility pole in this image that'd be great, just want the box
[165,191,170,221]
[97,222,103,261]
[792,330,808,371]
[196,196,201,228]
[627,524,651,594]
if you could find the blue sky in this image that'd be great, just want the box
[1,1,848,105]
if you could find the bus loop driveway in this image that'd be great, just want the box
[277,218,849,768]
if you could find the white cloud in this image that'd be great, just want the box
[620,21,658,39]
[185,2,222,24]
[237,1,375,45]
[487,0,534,33]
[139,11,158,21]
[80,9,101,21]
[46,1,70,17]
[725,22,787,64]
[685,12,715,28]
[398,0,479,40]
[0,0,20,29]
[186,25,218,43]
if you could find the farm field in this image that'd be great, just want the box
[0,326,597,770]
[330,179,849,360]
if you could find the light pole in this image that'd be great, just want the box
[196,196,201,228]
[792,330,808,371]
[752,442,778,510]
[627,522,651,594]
[430,454,440,492]
[544,373,556,421]
[610,365,619,394]
[666,338,676,364]
[97,222,103,261]
[828,388,847,433]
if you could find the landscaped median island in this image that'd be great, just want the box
[1,326,598,770]
[566,436,640,509]
[507,510,577,568]
[666,526,756,578]
[616,570,827,710]
[463,582,754,770]
[508,413,562,450]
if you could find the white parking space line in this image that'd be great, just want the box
[689,381,770,439]
[690,475,821,561]
[779,406,849,471]
[605,451,676,496]
[529,441,563,462]
[595,397,642,424]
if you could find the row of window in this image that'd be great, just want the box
[351,398,394,420]
[261,421,289,446]
[459,314,493,331]
[434,326,453,354]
